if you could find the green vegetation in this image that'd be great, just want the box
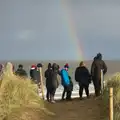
[103,72,120,120]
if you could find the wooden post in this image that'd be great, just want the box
[101,69,104,94]
[109,87,113,120]
[39,67,45,100]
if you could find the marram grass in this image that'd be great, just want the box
[0,62,54,120]
[103,72,120,120]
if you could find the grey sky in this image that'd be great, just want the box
[0,0,120,60]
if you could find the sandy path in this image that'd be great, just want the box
[44,96,106,120]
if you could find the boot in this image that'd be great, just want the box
[50,95,56,103]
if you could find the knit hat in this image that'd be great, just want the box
[64,63,69,68]
[37,63,42,68]
[31,64,37,69]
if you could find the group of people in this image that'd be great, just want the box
[0,52,107,103]
[44,52,107,103]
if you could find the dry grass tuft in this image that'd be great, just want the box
[103,72,120,120]
[0,62,54,120]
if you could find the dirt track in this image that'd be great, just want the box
[44,95,106,120]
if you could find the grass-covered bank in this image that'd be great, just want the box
[1,62,120,120]
[0,62,54,120]
[103,72,120,120]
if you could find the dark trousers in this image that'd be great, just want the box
[46,87,56,101]
[62,85,72,100]
[93,79,101,96]
[79,83,89,98]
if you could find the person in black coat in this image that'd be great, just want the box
[15,64,27,78]
[91,53,107,97]
[30,63,42,87]
[75,61,91,100]
[44,63,53,101]
[30,64,37,83]
[45,63,59,103]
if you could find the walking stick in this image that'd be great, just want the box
[39,67,45,100]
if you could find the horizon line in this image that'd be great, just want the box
[0,59,120,62]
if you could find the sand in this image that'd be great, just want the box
[43,95,106,120]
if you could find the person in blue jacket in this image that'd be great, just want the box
[60,63,73,100]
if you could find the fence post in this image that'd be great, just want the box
[40,67,45,100]
[109,87,113,120]
[101,69,104,95]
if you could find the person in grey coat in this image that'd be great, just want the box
[49,63,59,103]
[91,53,107,97]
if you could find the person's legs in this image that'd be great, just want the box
[68,83,73,100]
[66,90,72,100]
[66,85,72,100]
[62,86,67,100]
[46,87,50,101]
[93,79,99,96]
[50,88,56,103]
[79,83,84,99]
[84,85,89,98]
[98,79,101,95]
[94,79,101,97]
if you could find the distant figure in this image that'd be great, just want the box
[45,63,59,103]
[91,53,107,97]
[75,61,91,100]
[0,64,4,75]
[44,63,53,102]
[15,64,27,78]
[60,63,72,101]
[50,63,59,103]
[36,63,43,89]
[30,64,37,83]
[30,63,42,86]
[30,63,43,96]
[62,75,73,100]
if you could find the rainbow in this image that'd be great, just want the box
[60,0,84,61]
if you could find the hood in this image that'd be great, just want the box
[52,63,59,71]
[48,63,52,69]
[96,53,102,60]
[93,56,97,61]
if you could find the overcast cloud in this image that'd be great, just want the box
[0,0,120,60]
